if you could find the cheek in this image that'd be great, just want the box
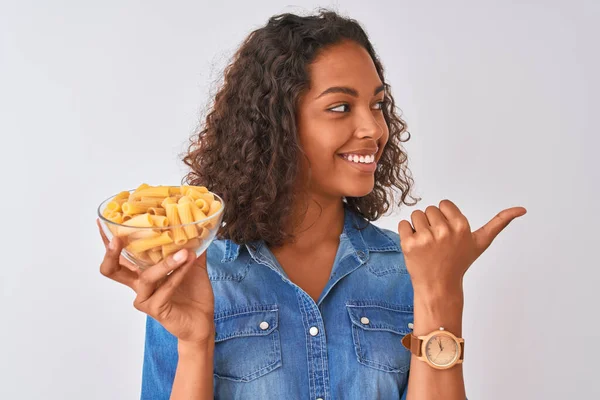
[378,121,390,144]
[302,135,345,164]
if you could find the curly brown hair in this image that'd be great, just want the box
[181,8,420,248]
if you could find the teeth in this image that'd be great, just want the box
[342,154,375,164]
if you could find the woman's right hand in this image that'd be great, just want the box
[97,219,216,346]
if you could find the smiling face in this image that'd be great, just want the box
[295,39,390,201]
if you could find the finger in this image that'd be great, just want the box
[99,236,139,288]
[193,249,207,271]
[438,199,471,231]
[438,199,464,220]
[411,210,431,232]
[146,260,194,311]
[424,206,450,231]
[135,249,192,302]
[119,254,138,271]
[97,218,110,247]
[398,220,416,241]
[472,207,527,256]
[98,218,137,270]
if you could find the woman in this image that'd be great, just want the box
[98,9,526,399]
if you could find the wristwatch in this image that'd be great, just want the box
[401,326,464,370]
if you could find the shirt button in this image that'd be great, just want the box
[317,398,324,400]
[360,317,370,325]
[408,322,414,330]
[356,250,366,260]
[259,321,269,330]
[309,326,319,336]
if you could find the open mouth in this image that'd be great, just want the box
[337,154,377,173]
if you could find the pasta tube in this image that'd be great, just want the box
[119,213,153,236]
[195,199,210,214]
[185,188,205,201]
[148,249,163,264]
[177,196,192,205]
[122,202,152,216]
[139,197,163,207]
[161,237,202,258]
[205,200,222,229]
[114,191,131,201]
[103,212,123,236]
[131,186,170,200]
[126,231,173,253]
[199,192,214,203]
[150,215,168,227]
[122,213,153,227]
[106,199,126,213]
[147,207,166,216]
[176,202,198,239]
[189,201,207,222]
[161,196,177,209]
[129,183,150,201]
[197,227,210,240]
[127,229,161,241]
[164,203,187,245]
[161,242,185,258]
[188,185,209,194]
[134,183,150,192]
[207,200,221,217]
[134,250,153,264]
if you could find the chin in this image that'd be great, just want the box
[342,181,375,198]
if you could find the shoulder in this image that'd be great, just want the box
[372,225,401,248]
[205,238,252,281]
[360,223,414,307]
[360,220,403,256]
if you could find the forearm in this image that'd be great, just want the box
[170,339,215,400]
[406,288,466,400]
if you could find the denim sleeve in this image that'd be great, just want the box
[140,315,179,400]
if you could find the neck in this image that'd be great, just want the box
[272,194,345,253]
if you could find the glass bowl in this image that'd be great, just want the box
[97,188,225,270]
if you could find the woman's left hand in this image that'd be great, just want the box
[397,199,527,294]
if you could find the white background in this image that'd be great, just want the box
[1,0,597,399]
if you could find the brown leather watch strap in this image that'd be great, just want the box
[411,333,422,357]
[401,333,422,357]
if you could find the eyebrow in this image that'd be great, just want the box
[315,84,385,100]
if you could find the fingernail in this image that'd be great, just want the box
[173,249,187,263]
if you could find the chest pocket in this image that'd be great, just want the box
[213,305,282,382]
[346,302,413,373]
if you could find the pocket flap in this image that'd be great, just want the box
[346,303,412,335]
[215,306,279,342]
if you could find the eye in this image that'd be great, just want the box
[327,104,350,113]
[327,100,387,113]
[374,100,388,110]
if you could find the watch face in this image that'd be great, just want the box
[425,334,458,367]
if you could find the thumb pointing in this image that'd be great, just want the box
[472,207,527,257]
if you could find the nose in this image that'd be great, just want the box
[355,111,385,142]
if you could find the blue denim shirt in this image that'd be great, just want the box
[141,205,420,399]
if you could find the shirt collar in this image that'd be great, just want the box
[220,204,401,263]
